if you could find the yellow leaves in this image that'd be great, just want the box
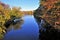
[10,7,24,18]
[0,3,24,38]
[0,27,2,33]
[0,26,6,33]
[3,9,10,20]
[2,29,6,33]
[4,13,10,20]
[0,5,4,11]
[0,33,4,39]
[0,27,5,39]
[0,2,24,39]
[12,7,21,11]
[17,11,24,17]
[0,15,5,24]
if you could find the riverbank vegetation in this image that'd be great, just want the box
[0,2,24,39]
[34,0,60,40]
[34,0,60,30]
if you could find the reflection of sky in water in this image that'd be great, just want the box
[4,15,39,40]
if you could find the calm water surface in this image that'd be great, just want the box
[4,15,39,40]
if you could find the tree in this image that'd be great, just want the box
[0,2,24,39]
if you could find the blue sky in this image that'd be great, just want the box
[0,0,39,11]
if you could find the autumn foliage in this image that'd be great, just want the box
[0,2,24,39]
[39,0,60,29]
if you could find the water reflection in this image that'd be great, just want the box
[4,15,39,40]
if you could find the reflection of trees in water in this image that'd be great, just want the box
[13,18,24,30]
[34,0,60,40]
[0,17,24,40]
[4,17,24,32]
[0,1,24,39]
[35,17,60,40]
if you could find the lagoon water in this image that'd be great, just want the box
[4,15,39,40]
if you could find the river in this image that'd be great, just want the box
[4,15,39,40]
